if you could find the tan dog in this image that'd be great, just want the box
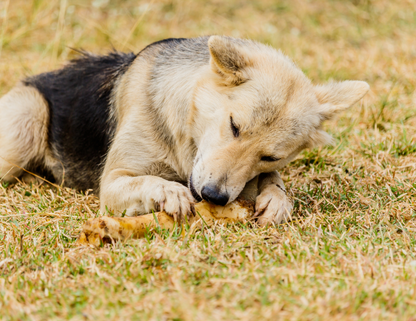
[0,36,369,225]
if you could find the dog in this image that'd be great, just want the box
[0,36,369,225]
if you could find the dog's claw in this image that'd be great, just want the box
[253,210,262,218]
[190,204,196,218]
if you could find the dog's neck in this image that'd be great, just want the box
[114,57,205,182]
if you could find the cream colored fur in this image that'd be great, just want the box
[0,36,369,226]
[99,36,369,225]
[0,84,50,182]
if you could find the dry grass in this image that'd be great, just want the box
[1,0,416,320]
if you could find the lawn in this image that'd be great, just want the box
[1,0,416,320]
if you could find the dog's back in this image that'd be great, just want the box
[22,51,136,190]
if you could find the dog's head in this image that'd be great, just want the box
[189,36,369,205]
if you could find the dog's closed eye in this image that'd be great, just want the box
[261,156,281,162]
[230,116,240,138]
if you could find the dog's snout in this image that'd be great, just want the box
[201,185,229,206]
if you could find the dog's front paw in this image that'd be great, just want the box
[255,185,293,226]
[147,181,195,222]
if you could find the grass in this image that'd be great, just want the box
[1,0,416,319]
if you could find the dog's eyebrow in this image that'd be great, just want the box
[250,98,281,127]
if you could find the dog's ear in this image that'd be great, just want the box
[208,36,250,86]
[315,81,369,120]
[308,81,369,148]
[308,129,335,148]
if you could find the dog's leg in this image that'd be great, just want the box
[239,176,259,202]
[100,169,195,220]
[255,171,293,226]
[0,84,49,183]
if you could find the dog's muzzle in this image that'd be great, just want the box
[189,174,230,206]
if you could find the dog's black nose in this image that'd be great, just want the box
[201,185,229,206]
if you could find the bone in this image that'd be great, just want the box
[77,199,254,246]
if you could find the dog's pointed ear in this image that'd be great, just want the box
[308,129,335,148]
[315,81,370,120]
[208,36,249,86]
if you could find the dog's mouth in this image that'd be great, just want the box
[189,174,202,202]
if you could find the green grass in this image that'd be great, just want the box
[1,0,416,320]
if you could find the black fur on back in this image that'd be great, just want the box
[23,51,137,191]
